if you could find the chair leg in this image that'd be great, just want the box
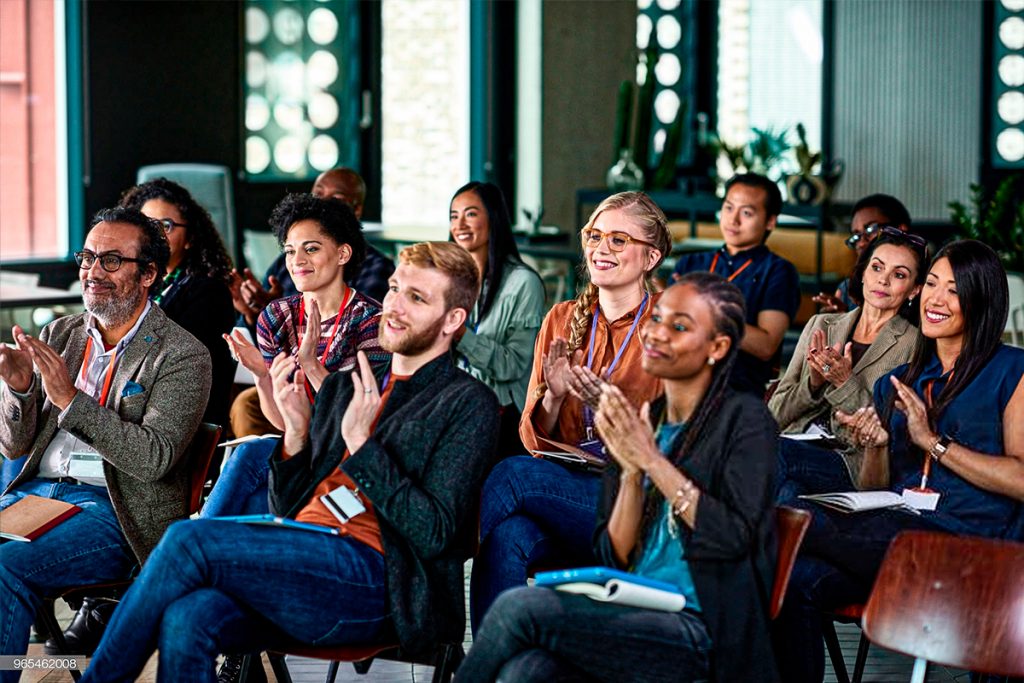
[909,657,929,683]
[352,659,373,674]
[37,598,82,681]
[431,643,464,683]
[851,631,870,683]
[822,618,850,683]
[324,660,339,683]
[268,653,292,683]
[238,654,253,683]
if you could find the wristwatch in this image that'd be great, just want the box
[929,434,953,462]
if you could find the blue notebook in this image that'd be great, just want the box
[214,514,340,536]
[534,566,679,593]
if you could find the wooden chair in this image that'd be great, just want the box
[861,531,1024,683]
[770,506,812,619]
[38,423,222,679]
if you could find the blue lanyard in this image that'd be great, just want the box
[380,371,392,393]
[582,292,648,434]
[586,292,648,378]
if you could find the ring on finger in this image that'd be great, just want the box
[821,363,832,373]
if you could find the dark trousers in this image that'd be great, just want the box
[458,586,711,683]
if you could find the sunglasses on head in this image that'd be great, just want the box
[845,223,925,250]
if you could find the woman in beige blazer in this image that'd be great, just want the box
[770,231,926,499]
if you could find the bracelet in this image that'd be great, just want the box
[929,434,953,463]
[671,480,697,518]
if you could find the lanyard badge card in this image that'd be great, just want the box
[320,485,367,524]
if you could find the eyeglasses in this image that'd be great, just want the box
[152,218,187,233]
[74,250,151,273]
[580,227,656,252]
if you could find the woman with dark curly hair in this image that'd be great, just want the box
[205,193,388,520]
[119,177,236,428]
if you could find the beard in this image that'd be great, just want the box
[83,276,147,328]
[379,313,446,356]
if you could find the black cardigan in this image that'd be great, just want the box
[158,273,236,428]
[594,389,780,683]
[269,353,499,656]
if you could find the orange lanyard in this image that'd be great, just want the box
[709,252,753,282]
[79,337,119,407]
[920,369,954,483]
[297,287,351,403]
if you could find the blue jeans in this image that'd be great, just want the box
[458,586,711,683]
[775,438,855,503]
[81,518,387,683]
[1,457,27,492]
[470,456,601,633]
[772,500,948,683]
[199,438,276,518]
[0,480,135,678]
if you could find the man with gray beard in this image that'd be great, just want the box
[0,206,212,671]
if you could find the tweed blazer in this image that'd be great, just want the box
[768,311,920,481]
[0,306,212,562]
[269,352,499,657]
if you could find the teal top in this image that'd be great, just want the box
[632,421,702,612]
[457,260,545,409]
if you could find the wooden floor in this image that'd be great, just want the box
[19,561,971,683]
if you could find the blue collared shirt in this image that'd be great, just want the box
[674,245,800,394]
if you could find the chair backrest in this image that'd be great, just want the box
[187,423,222,515]
[862,530,1024,678]
[136,164,237,260]
[770,506,812,619]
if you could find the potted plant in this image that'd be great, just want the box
[949,175,1024,274]
[784,123,844,205]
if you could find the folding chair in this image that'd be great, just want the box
[770,506,812,619]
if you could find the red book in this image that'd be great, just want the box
[0,495,82,542]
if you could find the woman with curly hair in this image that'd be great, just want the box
[470,191,671,632]
[459,275,780,683]
[120,177,236,427]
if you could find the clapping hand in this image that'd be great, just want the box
[807,329,853,389]
[889,376,936,450]
[0,326,35,393]
[229,268,281,323]
[812,291,848,314]
[567,365,605,409]
[223,330,267,378]
[297,298,323,369]
[594,385,659,476]
[541,338,582,399]
[341,351,380,454]
[12,329,77,410]
[835,405,889,448]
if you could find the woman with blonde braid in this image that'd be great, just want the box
[470,192,671,632]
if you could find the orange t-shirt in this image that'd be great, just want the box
[520,293,664,453]
[294,373,409,555]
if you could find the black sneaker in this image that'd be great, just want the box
[217,654,267,683]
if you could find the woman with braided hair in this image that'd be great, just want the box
[470,191,671,632]
[458,274,781,683]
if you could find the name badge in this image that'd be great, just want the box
[69,452,105,479]
[320,485,367,524]
[901,487,940,511]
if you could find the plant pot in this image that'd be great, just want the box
[785,174,830,206]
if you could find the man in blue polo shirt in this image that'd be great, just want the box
[673,173,800,395]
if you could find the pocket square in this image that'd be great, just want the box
[121,381,145,398]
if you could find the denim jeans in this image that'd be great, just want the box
[457,586,711,683]
[470,456,601,633]
[0,456,27,492]
[0,479,136,679]
[81,518,386,683]
[772,500,948,683]
[775,438,854,503]
[199,438,276,518]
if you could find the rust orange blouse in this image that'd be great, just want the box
[519,293,665,454]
